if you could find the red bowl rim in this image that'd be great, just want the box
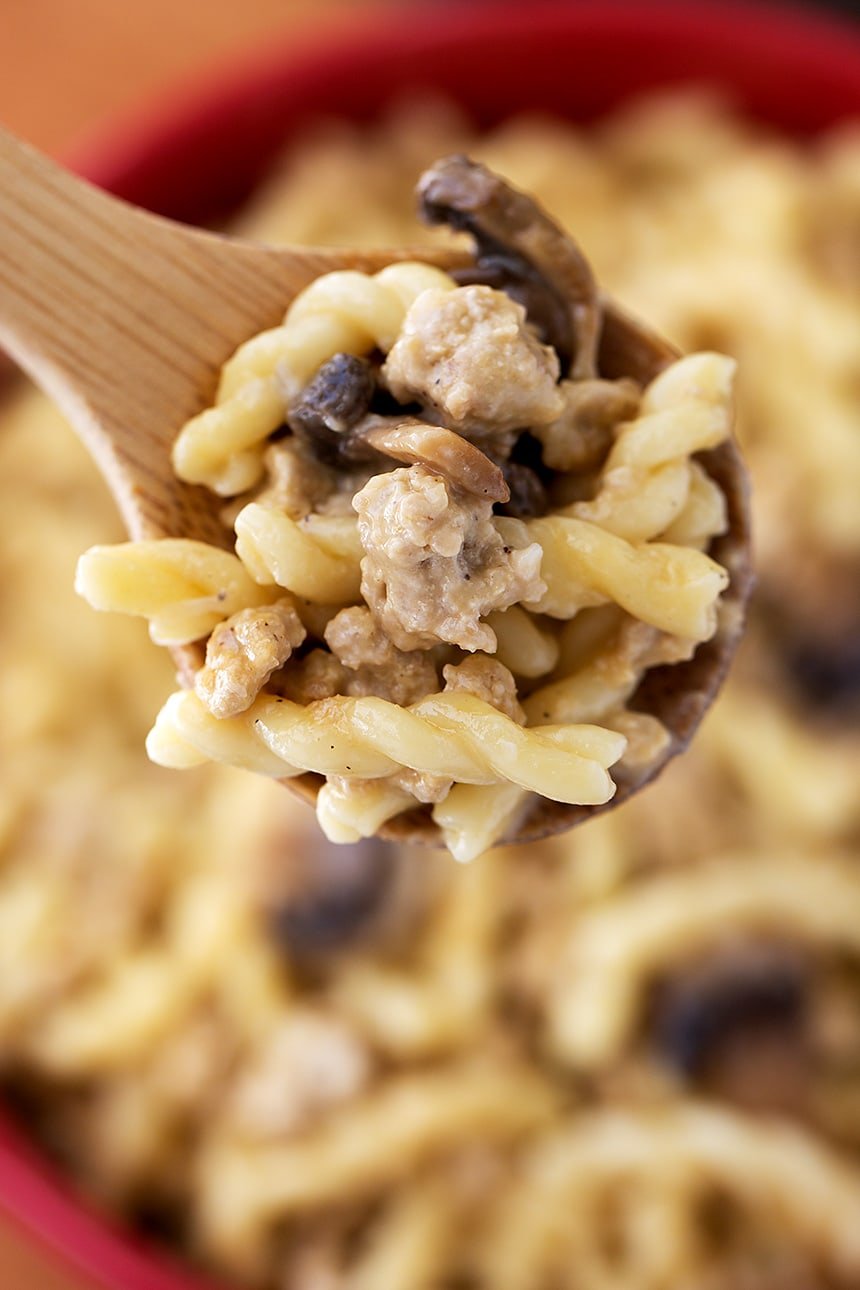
[4,2,860,1289]
[69,0,860,214]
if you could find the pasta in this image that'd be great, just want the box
[548,854,860,1068]
[147,687,626,803]
[479,1104,860,1290]
[76,539,277,645]
[79,161,738,855]
[2,90,859,1290]
[497,513,728,635]
[234,505,364,603]
[173,263,457,495]
[197,1060,559,1273]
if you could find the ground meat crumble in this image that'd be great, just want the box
[324,606,440,706]
[255,439,336,519]
[443,655,525,725]
[535,377,641,473]
[353,465,545,653]
[273,648,347,706]
[382,285,564,437]
[226,1012,371,1138]
[195,599,306,719]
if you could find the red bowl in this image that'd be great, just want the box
[5,2,860,1288]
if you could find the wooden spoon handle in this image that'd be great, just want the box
[0,129,288,423]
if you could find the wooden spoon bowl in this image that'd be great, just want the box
[0,128,752,849]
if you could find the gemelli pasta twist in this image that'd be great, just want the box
[147,687,626,803]
[76,539,276,645]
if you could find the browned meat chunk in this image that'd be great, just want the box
[195,599,305,718]
[324,606,439,706]
[255,439,336,519]
[535,378,641,472]
[226,1012,371,1136]
[353,465,545,652]
[443,655,525,724]
[418,154,600,378]
[275,648,347,704]
[382,285,563,437]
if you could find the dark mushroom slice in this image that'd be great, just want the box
[286,353,378,465]
[496,460,550,519]
[492,430,553,518]
[652,943,808,1080]
[417,154,600,379]
[784,633,860,719]
[267,835,394,957]
[756,569,860,723]
[362,418,510,503]
[651,942,815,1122]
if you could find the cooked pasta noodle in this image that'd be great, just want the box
[433,781,535,863]
[564,351,734,542]
[316,777,417,843]
[480,1104,860,1290]
[26,871,251,1074]
[197,1062,558,1271]
[549,854,860,1068]
[347,1174,458,1290]
[500,514,728,637]
[148,687,626,803]
[330,851,496,1057]
[485,606,560,679]
[76,540,276,645]
[234,504,364,603]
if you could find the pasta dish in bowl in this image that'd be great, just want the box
[0,3,859,1288]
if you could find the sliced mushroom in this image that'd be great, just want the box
[363,418,510,503]
[287,353,378,464]
[653,943,808,1080]
[267,835,394,956]
[418,154,600,379]
[496,459,549,518]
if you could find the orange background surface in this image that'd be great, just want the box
[1,0,367,155]
[0,3,380,1284]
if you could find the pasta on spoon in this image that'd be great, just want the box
[78,157,750,859]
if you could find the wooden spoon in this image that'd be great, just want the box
[0,127,752,848]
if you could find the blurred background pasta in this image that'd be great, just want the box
[1,2,859,1288]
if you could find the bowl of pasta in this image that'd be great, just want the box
[2,2,860,1290]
